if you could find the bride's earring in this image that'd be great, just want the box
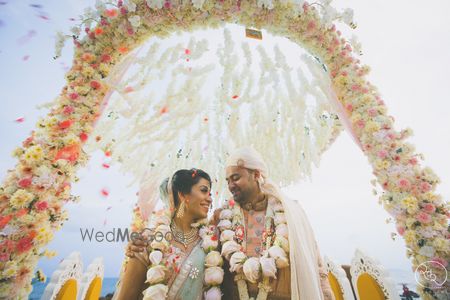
[176,201,185,219]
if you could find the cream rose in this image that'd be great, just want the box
[150,240,169,252]
[146,265,168,285]
[275,223,289,238]
[204,286,222,300]
[204,266,224,285]
[221,240,241,260]
[153,214,171,226]
[202,235,219,251]
[243,257,261,283]
[217,219,232,230]
[149,250,163,266]
[229,251,247,273]
[142,283,168,300]
[274,236,290,253]
[260,256,277,278]
[268,245,289,268]
[220,229,235,243]
[219,209,233,220]
[205,251,223,267]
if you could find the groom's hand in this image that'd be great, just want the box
[125,235,147,258]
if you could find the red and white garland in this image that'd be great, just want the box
[217,198,289,300]
[142,210,223,300]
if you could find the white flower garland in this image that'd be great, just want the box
[142,210,223,300]
[217,197,289,300]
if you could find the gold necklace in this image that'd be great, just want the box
[170,222,199,247]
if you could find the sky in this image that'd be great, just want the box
[0,0,449,292]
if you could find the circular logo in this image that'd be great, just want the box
[414,261,448,290]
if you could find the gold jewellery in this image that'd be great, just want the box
[170,221,199,248]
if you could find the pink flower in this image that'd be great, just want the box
[345,104,353,112]
[409,157,418,165]
[90,80,102,90]
[367,108,378,117]
[377,150,388,159]
[396,225,405,236]
[105,8,118,18]
[18,177,33,188]
[58,119,73,130]
[35,201,48,211]
[63,106,75,115]
[0,215,12,229]
[69,92,79,100]
[416,212,432,224]
[420,181,432,193]
[16,236,33,253]
[431,257,448,268]
[398,178,411,190]
[423,203,436,214]
[356,119,365,129]
[0,253,9,262]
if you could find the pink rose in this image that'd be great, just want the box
[377,150,388,159]
[431,257,448,268]
[396,225,405,236]
[420,182,432,192]
[423,203,436,214]
[416,212,432,224]
[398,178,411,190]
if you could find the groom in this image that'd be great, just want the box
[128,147,334,300]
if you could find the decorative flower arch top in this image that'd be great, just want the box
[0,0,448,299]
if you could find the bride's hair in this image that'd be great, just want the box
[169,168,211,208]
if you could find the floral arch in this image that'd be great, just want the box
[0,0,448,299]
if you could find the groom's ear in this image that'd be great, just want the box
[254,170,261,181]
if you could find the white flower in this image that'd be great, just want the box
[243,257,261,283]
[146,0,164,9]
[204,266,224,285]
[257,0,274,9]
[95,0,106,11]
[219,209,233,220]
[145,265,167,284]
[275,223,289,238]
[150,240,169,252]
[142,284,168,300]
[124,0,137,12]
[418,246,435,258]
[220,230,235,243]
[268,245,289,268]
[341,8,354,26]
[149,250,163,265]
[128,15,141,28]
[205,251,223,267]
[221,240,241,260]
[191,0,206,10]
[202,235,219,251]
[274,212,286,226]
[217,219,232,230]
[204,286,222,300]
[229,251,247,273]
[70,26,81,36]
[260,256,277,278]
[274,236,290,253]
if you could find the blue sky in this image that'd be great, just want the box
[0,0,449,291]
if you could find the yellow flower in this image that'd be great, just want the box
[402,196,418,214]
[382,160,390,169]
[432,238,448,251]
[1,261,18,278]
[406,217,416,228]
[403,230,416,245]
[10,189,34,209]
[23,145,44,165]
[43,116,58,128]
[365,121,380,133]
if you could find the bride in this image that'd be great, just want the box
[114,168,223,300]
